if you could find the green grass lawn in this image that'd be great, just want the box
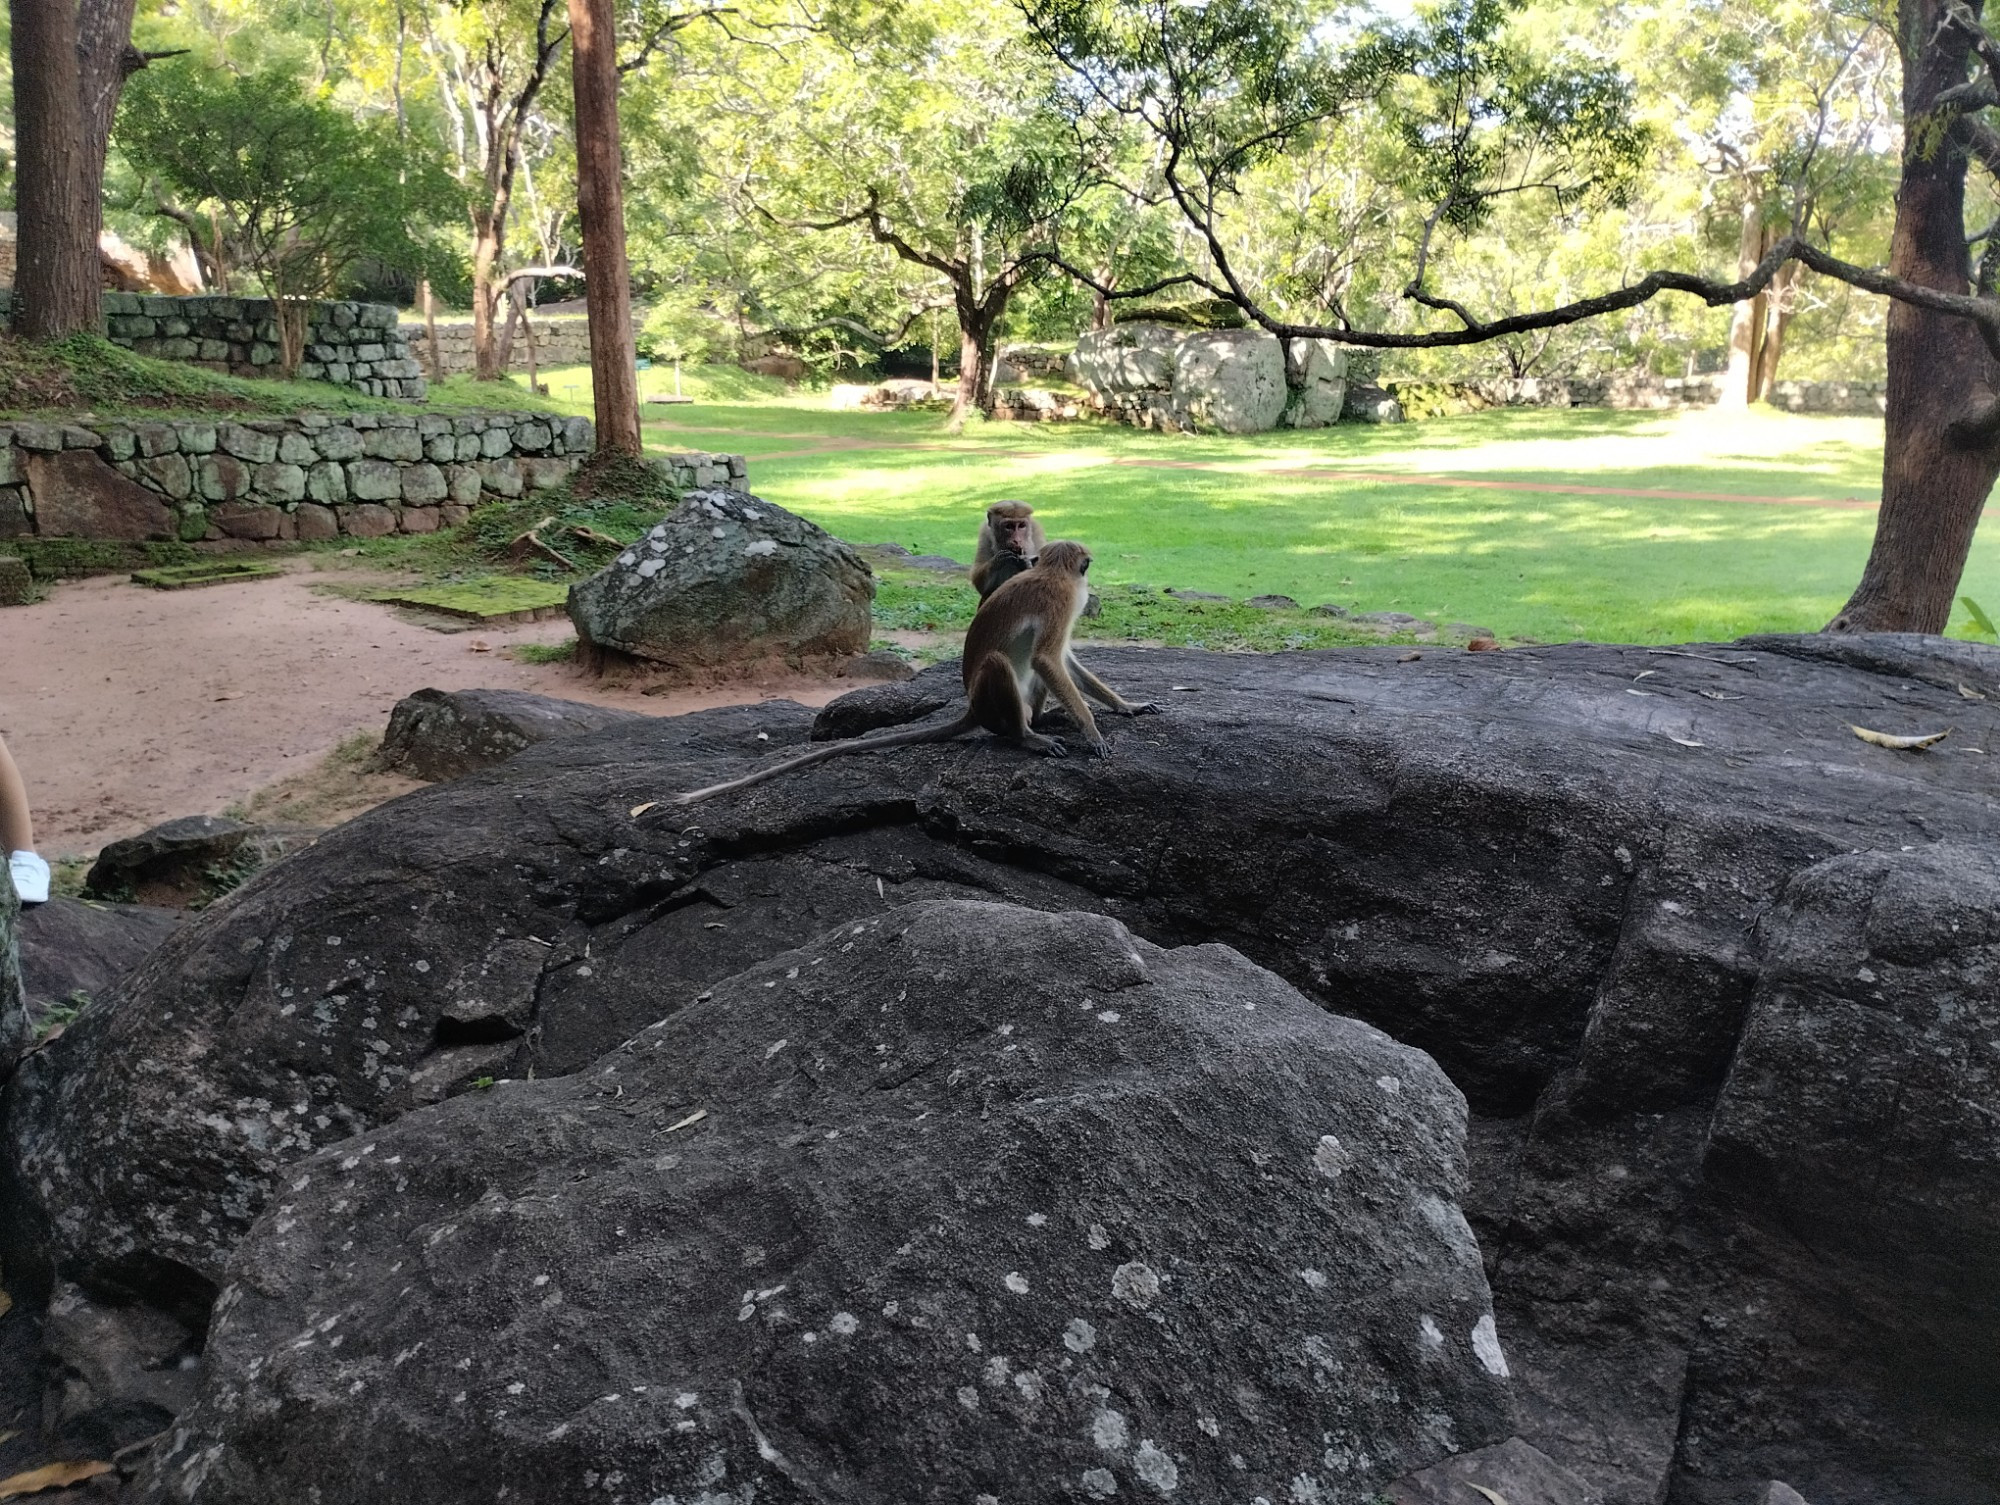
[563,368,1983,646]
[32,333,1985,647]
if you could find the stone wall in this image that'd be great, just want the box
[1380,372,1887,418]
[0,291,425,399]
[404,315,627,377]
[0,412,595,552]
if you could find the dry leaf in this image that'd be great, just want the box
[1399,651,1423,662]
[212,691,241,702]
[704,921,726,930]
[664,1109,708,1133]
[1958,683,1986,701]
[1850,725,1950,750]
[0,1432,16,1446]
[1696,690,1744,701]
[469,640,492,653]
[1626,688,1654,698]
[629,801,658,818]
[1665,735,1706,748]
[1467,1488,1512,1505]
[1170,685,1199,692]
[755,732,770,742]
[1633,669,1657,680]
[1466,638,1499,652]
[0,1461,116,1499]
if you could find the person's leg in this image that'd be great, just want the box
[0,734,48,904]
[0,735,33,855]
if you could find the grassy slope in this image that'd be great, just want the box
[0,334,567,419]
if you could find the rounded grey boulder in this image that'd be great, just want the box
[568,488,874,676]
[152,901,1509,1505]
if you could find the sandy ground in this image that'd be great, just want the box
[0,565,857,856]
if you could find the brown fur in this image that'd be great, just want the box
[970,501,1046,599]
[672,541,1159,805]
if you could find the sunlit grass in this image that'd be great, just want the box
[515,361,2000,645]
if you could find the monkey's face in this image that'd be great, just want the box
[996,517,1034,556]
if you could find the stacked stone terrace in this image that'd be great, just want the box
[0,291,425,398]
[0,410,749,547]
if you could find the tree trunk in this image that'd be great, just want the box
[1829,0,2000,634]
[567,0,642,456]
[471,206,507,382]
[12,0,99,338]
[1751,261,1801,403]
[1718,202,1769,408]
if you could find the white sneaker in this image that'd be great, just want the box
[8,850,50,906]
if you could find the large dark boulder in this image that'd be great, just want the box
[18,896,185,1023]
[0,860,25,1075]
[375,686,646,782]
[8,635,2000,1504]
[568,487,874,676]
[150,901,1509,1505]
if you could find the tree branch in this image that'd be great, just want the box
[747,302,949,348]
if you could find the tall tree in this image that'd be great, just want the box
[421,0,568,381]
[117,62,459,375]
[567,0,641,453]
[740,0,1118,423]
[9,0,152,337]
[1024,0,2000,635]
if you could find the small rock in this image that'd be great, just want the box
[1166,588,1231,603]
[838,650,918,682]
[84,816,316,908]
[1246,594,1301,610]
[375,688,646,782]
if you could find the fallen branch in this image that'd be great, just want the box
[506,516,575,570]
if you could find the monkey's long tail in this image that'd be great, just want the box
[671,713,979,806]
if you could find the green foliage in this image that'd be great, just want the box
[115,62,463,369]
[1960,596,1998,640]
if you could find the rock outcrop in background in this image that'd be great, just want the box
[1070,323,1349,433]
[568,486,874,677]
[3,635,1997,1503]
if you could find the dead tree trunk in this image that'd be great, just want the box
[566,0,641,456]
[1829,0,2000,633]
[1719,202,1770,408]
[12,0,98,337]
[1751,260,1802,402]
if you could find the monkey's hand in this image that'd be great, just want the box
[1116,701,1162,717]
[1086,737,1111,758]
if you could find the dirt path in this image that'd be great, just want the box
[0,567,853,857]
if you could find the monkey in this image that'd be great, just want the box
[970,500,1045,600]
[673,541,1159,806]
